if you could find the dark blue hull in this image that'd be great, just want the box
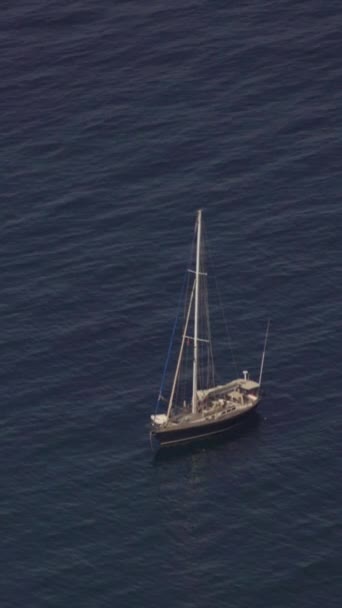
[151,402,260,450]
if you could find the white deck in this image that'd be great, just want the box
[152,390,259,430]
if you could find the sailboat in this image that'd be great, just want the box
[150,210,269,450]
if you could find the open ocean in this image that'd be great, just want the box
[1,1,341,606]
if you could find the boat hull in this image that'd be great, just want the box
[150,401,260,450]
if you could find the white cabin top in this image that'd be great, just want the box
[240,379,260,391]
[197,378,260,401]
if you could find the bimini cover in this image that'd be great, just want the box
[151,414,168,425]
[240,379,260,391]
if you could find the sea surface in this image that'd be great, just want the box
[1,1,341,606]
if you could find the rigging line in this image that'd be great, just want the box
[155,231,196,412]
[202,224,215,380]
[217,281,239,377]
[206,288,215,387]
[258,319,271,389]
[183,328,191,406]
[155,272,186,412]
[202,230,215,387]
[203,224,240,379]
[183,229,197,327]
[199,232,206,391]
[167,283,195,418]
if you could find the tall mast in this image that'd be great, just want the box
[192,209,202,414]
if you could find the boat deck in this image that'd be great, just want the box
[151,376,260,433]
[164,395,258,430]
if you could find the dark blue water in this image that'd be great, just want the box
[1,1,341,606]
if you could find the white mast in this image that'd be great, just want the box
[192,209,202,414]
